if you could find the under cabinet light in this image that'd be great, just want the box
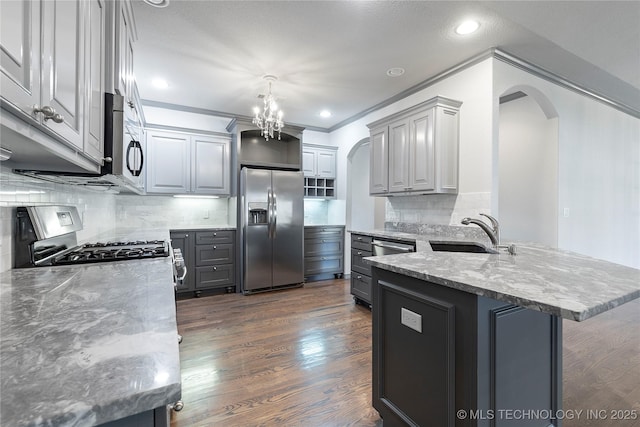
[0,147,12,161]
[173,195,221,199]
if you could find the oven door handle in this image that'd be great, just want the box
[371,242,414,252]
[177,266,188,283]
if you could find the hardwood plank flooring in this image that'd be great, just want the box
[171,279,639,427]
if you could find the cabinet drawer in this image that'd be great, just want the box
[195,264,234,289]
[195,230,234,245]
[351,234,373,251]
[352,249,373,276]
[351,273,371,304]
[304,226,344,239]
[304,255,343,276]
[304,238,343,257]
[195,243,234,265]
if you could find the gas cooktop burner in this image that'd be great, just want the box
[52,240,170,265]
[83,240,165,248]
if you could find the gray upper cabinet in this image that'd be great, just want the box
[146,129,231,195]
[367,96,462,196]
[40,0,85,149]
[302,144,337,178]
[192,135,230,194]
[112,0,137,122]
[84,0,107,162]
[369,127,389,194]
[1,1,41,119]
[1,0,110,171]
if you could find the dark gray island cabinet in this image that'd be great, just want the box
[367,247,639,427]
[372,267,560,427]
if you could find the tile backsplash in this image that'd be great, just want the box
[115,195,231,228]
[385,192,491,226]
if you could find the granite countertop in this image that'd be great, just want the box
[352,229,640,322]
[0,230,181,426]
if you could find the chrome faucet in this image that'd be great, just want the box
[461,216,499,248]
[461,214,516,255]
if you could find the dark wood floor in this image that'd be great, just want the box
[171,279,639,427]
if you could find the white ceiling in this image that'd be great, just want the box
[132,0,640,131]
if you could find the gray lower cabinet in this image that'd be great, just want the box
[350,233,373,307]
[303,226,345,281]
[170,229,236,297]
[371,267,562,427]
[98,407,168,427]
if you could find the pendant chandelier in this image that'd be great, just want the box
[252,75,284,141]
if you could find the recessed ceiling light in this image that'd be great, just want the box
[152,78,169,89]
[386,67,405,77]
[455,20,480,35]
[143,0,170,8]
[320,110,332,118]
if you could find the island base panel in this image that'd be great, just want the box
[372,267,562,427]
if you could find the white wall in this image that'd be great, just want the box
[144,106,232,133]
[499,95,558,246]
[494,61,640,268]
[329,58,495,227]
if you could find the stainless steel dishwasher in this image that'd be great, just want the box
[372,238,416,256]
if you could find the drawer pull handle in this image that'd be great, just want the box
[357,251,362,255]
[213,232,217,236]
[213,266,217,271]
[357,275,362,280]
[322,239,326,242]
[213,246,217,250]
[357,237,362,240]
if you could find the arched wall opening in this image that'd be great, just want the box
[498,87,559,247]
[346,138,385,233]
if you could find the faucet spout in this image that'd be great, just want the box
[461,216,499,248]
[479,213,500,245]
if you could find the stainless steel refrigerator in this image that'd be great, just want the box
[240,167,304,293]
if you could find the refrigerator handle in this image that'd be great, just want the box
[272,190,277,239]
[267,188,274,239]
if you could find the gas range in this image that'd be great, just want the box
[14,206,169,268]
[52,240,170,266]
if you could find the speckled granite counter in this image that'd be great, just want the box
[353,229,640,321]
[0,230,181,426]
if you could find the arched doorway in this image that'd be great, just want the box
[498,86,559,247]
[346,138,384,231]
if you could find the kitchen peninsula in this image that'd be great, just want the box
[362,234,639,426]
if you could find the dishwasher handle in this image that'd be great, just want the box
[372,241,414,253]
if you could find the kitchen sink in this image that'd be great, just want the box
[429,240,499,254]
